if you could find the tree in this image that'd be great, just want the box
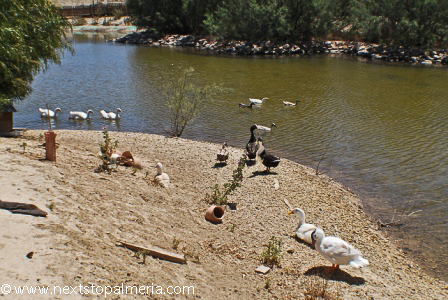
[0,0,72,110]
[165,68,219,137]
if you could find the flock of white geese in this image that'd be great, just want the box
[38,107,122,120]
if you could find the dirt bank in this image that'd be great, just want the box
[0,130,446,299]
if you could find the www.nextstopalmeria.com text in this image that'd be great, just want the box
[1,283,195,297]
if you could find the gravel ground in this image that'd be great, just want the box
[0,129,447,299]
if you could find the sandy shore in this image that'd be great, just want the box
[0,129,446,299]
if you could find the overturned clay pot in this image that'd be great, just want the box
[205,205,225,224]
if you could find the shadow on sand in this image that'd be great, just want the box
[304,266,366,286]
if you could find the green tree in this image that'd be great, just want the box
[0,0,72,109]
[205,0,291,41]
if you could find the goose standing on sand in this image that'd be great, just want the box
[311,228,369,270]
[256,137,280,172]
[39,108,62,118]
[69,110,94,120]
[216,142,229,163]
[239,102,255,108]
[283,100,300,106]
[288,208,317,245]
[246,125,259,160]
[256,123,276,131]
[100,108,122,119]
[249,97,269,105]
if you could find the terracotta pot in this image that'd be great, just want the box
[205,205,225,223]
[44,131,57,162]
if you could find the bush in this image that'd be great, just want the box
[165,68,219,137]
[261,236,283,267]
[71,16,87,26]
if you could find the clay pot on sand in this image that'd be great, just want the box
[120,151,142,169]
[205,205,225,223]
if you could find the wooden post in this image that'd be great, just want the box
[45,131,57,162]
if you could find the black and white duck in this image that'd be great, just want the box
[283,100,300,106]
[239,102,255,108]
[216,142,229,163]
[256,137,280,172]
[246,125,259,160]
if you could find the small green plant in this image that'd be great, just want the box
[38,133,44,142]
[136,250,151,264]
[205,153,246,205]
[264,278,271,289]
[131,166,139,176]
[97,127,119,174]
[183,248,200,263]
[172,236,180,250]
[261,236,283,267]
[230,224,237,233]
[21,142,27,154]
[47,202,56,211]
[302,276,340,299]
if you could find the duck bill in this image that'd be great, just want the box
[288,210,294,215]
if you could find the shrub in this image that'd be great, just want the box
[206,154,246,205]
[261,236,283,267]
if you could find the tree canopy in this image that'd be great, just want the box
[127,0,448,49]
[0,0,72,109]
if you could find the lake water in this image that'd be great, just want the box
[16,33,448,281]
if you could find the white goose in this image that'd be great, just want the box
[256,123,276,131]
[283,100,300,106]
[69,109,94,120]
[288,208,316,245]
[249,97,269,105]
[311,228,369,270]
[39,107,62,118]
[100,108,122,119]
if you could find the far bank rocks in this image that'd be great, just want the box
[111,30,448,65]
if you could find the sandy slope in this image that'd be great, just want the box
[0,130,446,299]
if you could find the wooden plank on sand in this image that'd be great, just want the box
[119,241,186,264]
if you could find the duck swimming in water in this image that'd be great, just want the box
[239,102,255,108]
[69,110,94,120]
[256,123,276,131]
[249,97,269,105]
[283,100,300,106]
[39,107,62,118]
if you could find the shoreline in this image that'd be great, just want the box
[1,129,446,298]
[111,30,448,66]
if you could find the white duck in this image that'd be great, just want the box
[39,107,62,118]
[311,228,369,270]
[256,123,276,131]
[154,162,170,188]
[288,208,316,245]
[69,109,94,120]
[100,108,122,119]
[249,97,269,105]
[283,100,300,106]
